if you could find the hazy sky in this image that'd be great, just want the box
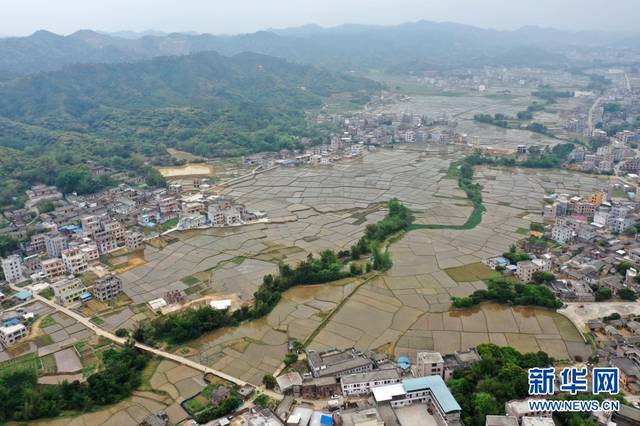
[2,0,639,36]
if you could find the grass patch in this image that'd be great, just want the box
[408,159,485,231]
[40,354,57,374]
[230,256,246,265]
[0,352,40,376]
[184,395,208,415]
[34,334,53,346]
[158,218,179,232]
[40,315,56,328]
[181,275,200,286]
[445,263,500,283]
[516,227,530,235]
[90,316,105,326]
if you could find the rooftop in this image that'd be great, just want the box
[340,368,399,385]
[402,376,461,414]
[486,415,518,426]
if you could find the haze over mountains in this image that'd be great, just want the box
[1,20,638,78]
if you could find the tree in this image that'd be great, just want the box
[262,374,276,390]
[115,328,130,338]
[36,200,55,214]
[617,261,635,275]
[530,223,545,233]
[532,271,555,284]
[0,236,19,257]
[283,352,298,366]
[595,287,613,301]
[618,288,638,301]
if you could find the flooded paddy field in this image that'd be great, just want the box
[120,148,468,305]
[188,277,363,385]
[306,165,596,364]
[120,129,601,384]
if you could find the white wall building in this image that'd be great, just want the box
[1,254,23,283]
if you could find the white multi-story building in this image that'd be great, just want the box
[41,258,66,281]
[51,277,86,305]
[1,254,23,283]
[61,247,89,274]
[613,216,634,234]
[79,243,100,263]
[177,214,207,230]
[372,376,462,426]
[44,232,68,258]
[415,352,445,378]
[125,230,144,251]
[551,224,574,244]
[341,369,400,396]
[516,260,544,283]
[93,274,123,301]
[577,223,598,241]
[0,323,28,347]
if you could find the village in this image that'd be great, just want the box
[2,66,640,426]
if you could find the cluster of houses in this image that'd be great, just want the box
[257,345,579,426]
[271,347,468,426]
[176,194,267,231]
[544,189,638,244]
[588,314,640,394]
[567,140,638,174]
[314,111,468,148]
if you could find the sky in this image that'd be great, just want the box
[2,0,639,36]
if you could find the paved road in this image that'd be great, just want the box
[587,96,603,133]
[11,283,282,400]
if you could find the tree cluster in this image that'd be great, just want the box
[449,343,553,426]
[0,346,148,422]
[451,276,562,310]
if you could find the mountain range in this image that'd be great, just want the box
[1,21,638,78]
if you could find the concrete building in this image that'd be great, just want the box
[505,399,553,423]
[93,274,123,301]
[44,232,68,258]
[124,230,144,251]
[0,323,28,347]
[338,407,384,426]
[307,348,374,378]
[51,277,86,305]
[340,369,400,396]
[486,416,518,426]
[551,224,574,244]
[61,247,89,274]
[522,417,556,426]
[41,258,66,281]
[415,351,445,377]
[516,261,541,283]
[372,376,462,426]
[1,254,23,283]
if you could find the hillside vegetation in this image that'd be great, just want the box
[0,51,376,208]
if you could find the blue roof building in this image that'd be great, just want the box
[397,355,411,370]
[3,318,21,327]
[15,290,33,301]
[371,374,462,424]
[320,414,333,425]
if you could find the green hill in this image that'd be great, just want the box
[0,51,377,209]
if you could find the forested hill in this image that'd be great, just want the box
[0,51,376,209]
[2,22,638,77]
